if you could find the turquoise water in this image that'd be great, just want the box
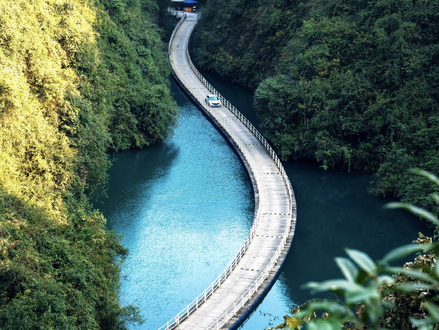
[97,84,254,329]
[99,77,431,330]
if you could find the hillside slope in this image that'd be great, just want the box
[0,0,176,327]
[193,0,438,213]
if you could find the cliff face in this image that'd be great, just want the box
[0,0,175,327]
[193,0,439,214]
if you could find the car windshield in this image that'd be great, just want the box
[209,96,218,101]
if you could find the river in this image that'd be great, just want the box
[97,72,431,329]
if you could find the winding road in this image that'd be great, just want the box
[159,12,297,330]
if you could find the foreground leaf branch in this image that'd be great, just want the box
[272,170,439,330]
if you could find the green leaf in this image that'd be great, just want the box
[395,283,434,292]
[411,168,439,186]
[380,243,430,264]
[308,322,338,330]
[385,202,439,226]
[410,304,439,330]
[386,267,436,283]
[335,257,358,283]
[345,248,376,274]
[425,302,439,321]
[304,279,362,293]
[376,275,395,286]
[345,287,379,305]
[410,317,431,330]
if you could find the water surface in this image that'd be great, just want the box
[98,84,254,329]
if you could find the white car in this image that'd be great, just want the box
[205,94,221,107]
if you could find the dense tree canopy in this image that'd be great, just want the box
[0,0,176,327]
[194,3,439,328]
[193,0,439,214]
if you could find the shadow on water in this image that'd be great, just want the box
[97,142,180,227]
[98,82,191,224]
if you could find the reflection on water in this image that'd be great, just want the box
[98,84,254,329]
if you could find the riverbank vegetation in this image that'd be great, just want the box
[0,0,176,327]
[193,0,438,215]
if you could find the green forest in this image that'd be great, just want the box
[193,0,439,215]
[0,0,176,328]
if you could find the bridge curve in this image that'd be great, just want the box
[159,13,297,330]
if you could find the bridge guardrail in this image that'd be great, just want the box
[160,13,296,330]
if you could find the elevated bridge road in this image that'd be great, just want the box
[161,13,297,330]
